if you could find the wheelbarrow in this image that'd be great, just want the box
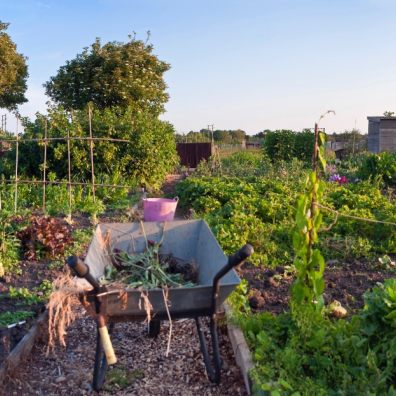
[67,219,253,391]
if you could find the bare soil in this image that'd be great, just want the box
[240,259,396,315]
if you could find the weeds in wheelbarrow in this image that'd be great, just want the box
[101,221,198,289]
[102,244,198,289]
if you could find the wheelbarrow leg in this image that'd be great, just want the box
[197,244,253,384]
[147,319,161,338]
[195,317,221,384]
[92,322,115,391]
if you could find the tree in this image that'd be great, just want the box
[0,21,28,110]
[383,111,395,117]
[213,130,231,143]
[232,129,246,143]
[44,36,170,115]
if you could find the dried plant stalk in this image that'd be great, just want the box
[46,268,86,353]
[162,287,172,357]
[139,289,153,323]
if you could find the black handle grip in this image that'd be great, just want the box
[228,244,254,268]
[67,256,89,277]
[67,256,101,292]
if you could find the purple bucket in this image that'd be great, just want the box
[143,197,179,222]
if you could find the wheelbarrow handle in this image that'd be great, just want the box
[67,256,117,366]
[211,244,253,314]
[67,256,101,292]
[213,244,254,284]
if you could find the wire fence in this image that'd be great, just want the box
[0,111,131,218]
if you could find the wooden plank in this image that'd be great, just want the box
[0,310,48,386]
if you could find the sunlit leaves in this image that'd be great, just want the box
[0,21,28,110]
[45,37,169,115]
[292,129,327,311]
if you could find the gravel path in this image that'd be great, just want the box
[3,305,247,396]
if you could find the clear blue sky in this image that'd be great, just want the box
[1,0,396,134]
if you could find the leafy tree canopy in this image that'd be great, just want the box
[0,21,28,110]
[44,36,170,115]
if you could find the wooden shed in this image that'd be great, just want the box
[367,116,396,153]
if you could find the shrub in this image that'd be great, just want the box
[1,105,178,191]
[263,129,314,164]
[357,151,396,186]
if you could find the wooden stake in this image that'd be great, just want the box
[14,117,19,213]
[42,119,48,213]
[67,126,72,221]
[88,106,96,202]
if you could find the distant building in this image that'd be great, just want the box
[367,116,396,153]
[245,141,261,149]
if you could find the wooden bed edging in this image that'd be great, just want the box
[0,310,48,386]
[224,304,254,395]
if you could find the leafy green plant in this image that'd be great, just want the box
[8,280,52,304]
[0,212,22,276]
[8,286,42,304]
[0,311,34,327]
[357,151,396,186]
[263,129,314,164]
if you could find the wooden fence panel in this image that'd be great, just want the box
[176,143,213,168]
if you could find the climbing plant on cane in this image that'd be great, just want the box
[291,111,335,312]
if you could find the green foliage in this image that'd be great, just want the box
[292,130,327,309]
[104,365,144,391]
[0,21,28,110]
[195,150,270,178]
[357,151,396,186]
[103,240,197,289]
[0,311,34,327]
[0,105,178,191]
[227,279,251,317]
[292,174,326,308]
[177,153,396,268]
[9,286,42,304]
[0,212,21,276]
[45,36,169,115]
[263,130,314,164]
[8,280,52,304]
[321,180,396,256]
[243,279,396,395]
[177,175,301,267]
[263,130,296,162]
[179,129,246,144]
[0,179,108,217]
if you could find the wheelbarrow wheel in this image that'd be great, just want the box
[147,319,161,337]
[92,322,114,391]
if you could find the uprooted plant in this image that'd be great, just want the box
[101,222,198,289]
[102,243,198,289]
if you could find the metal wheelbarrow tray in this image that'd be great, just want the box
[68,219,253,391]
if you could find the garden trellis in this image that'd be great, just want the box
[0,110,131,218]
